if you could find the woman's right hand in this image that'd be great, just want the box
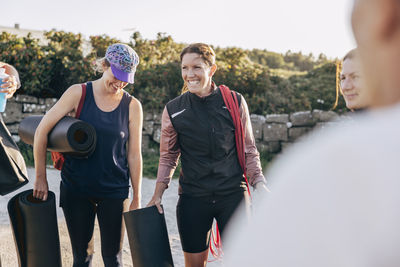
[146,182,168,214]
[33,177,49,201]
[147,195,163,214]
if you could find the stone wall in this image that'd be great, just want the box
[2,95,344,155]
[2,95,58,141]
[251,110,340,154]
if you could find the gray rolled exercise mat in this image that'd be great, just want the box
[124,205,174,267]
[18,115,96,157]
[7,189,61,267]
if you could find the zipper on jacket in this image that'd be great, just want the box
[210,127,215,159]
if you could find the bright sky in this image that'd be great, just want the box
[1,0,355,59]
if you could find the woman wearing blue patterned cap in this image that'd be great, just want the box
[33,43,143,267]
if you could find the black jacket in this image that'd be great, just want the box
[166,88,246,196]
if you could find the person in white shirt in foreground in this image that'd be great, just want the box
[225,0,400,266]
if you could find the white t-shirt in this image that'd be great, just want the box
[225,103,400,267]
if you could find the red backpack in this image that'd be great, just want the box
[51,83,86,170]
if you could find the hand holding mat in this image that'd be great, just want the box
[8,189,61,267]
[124,205,174,267]
[18,115,96,157]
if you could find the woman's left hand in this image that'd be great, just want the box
[252,182,270,210]
[254,182,270,193]
[1,75,19,98]
[129,198,141,211]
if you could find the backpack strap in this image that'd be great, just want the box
[51,83,87,171]
[75,83,86,118]
[219,85,251,197]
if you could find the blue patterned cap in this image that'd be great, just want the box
[105,43,139,84]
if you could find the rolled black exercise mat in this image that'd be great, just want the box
[7,189,61,267]
[0,117,28,196]
[18,115,96,157]
[124,205,174,267]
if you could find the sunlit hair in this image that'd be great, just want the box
[92,57,111,73]
[181,83,189,94]
[333,48,358,109]
[180,43,216,94]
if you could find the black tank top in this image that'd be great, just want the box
[61,82,132,198]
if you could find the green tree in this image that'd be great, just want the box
[89,35,121,58]
[0,32,50,96]
[41,31,96,97]
[288,62,346,111]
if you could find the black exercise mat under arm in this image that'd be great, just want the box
[18,115,96,157]
[7,189,61,267]
[124,205,174,267]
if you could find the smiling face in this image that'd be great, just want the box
[102,67,128,94]
[181,53,216,97]
[340,57,369,110]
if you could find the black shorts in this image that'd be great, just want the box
[176,191,248,253]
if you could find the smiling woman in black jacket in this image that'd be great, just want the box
[147,43,268,266]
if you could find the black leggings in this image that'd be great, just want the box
[176,191,249,253]
[60,183,128,267]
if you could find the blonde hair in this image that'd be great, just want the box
[180,43,216,94]
[92,57,111,73]
[181,82,189,94]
